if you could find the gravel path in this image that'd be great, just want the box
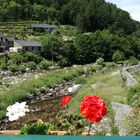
[111,102,132,136]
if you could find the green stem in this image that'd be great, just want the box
[88,123,92,135]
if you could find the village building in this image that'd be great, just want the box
[31,24,57,33]
[0,32,13,53]
[9,40,42,53]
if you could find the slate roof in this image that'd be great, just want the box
[15,40,42,47]
[31,24,57,29]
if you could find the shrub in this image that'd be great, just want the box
[9,53,24,64]
[8,64,19,72]
[74,76,87,85]
[57,56,71,67]
[38,60,55,69]
[123,57,139,66]
[95,58,104,65]
[55,114,84,135]
[127,85,140,108]
[23,52,42,63]
[112,51,125,62]
[0,62,7,70]
[105,62,115,69]
[20,120,52,135]
[26,62,36,70]
[92,64,103,72]
[18,65,26,72]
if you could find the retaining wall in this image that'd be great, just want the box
[121,64,140,87]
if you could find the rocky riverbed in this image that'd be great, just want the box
[0,81,79,130]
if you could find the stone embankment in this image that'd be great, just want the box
[111,64,140,135]
[121,64,140,87]
[111,102,132,136]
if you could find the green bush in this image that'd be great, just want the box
[112,51,125,62]
[38,60,55,69]
[95,58,104,65]
[26,62,36,70]
[18,65,26,72]
[123,57,139,66]
[105,62,115,69]
[23,52,42,63]
[74,76,87,85]
[127,85,140,108]
[9,53,24,64]
[20,120,52,135]
[8,64,19,72]
[55,114,84,135]
[92,64,103,72]
[57,56,71,67]
[0,62,7,70]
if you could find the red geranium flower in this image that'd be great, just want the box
[61,96,71,106]
[80,96,106,123]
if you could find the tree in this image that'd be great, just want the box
[41,35,61,61]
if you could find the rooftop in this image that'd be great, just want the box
[15,40,42,47]
[31,24,57,29]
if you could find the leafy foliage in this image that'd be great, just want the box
[26,61,36,70]
[8,64,20,72]
[112,51,125,62]
[123,57,139,66]
[74,76,87,85]
[20,120,52,135]
[55,114,84,135]
[38,60,55,70]
[127,85,140,108]
[41,30,140,65]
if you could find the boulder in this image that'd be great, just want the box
[111,70,120,76]
[68,84,82,93]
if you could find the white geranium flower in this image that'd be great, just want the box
[6,102,30,121]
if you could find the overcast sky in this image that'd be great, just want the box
[105,0,140,22]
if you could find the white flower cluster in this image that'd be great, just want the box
[6,102,30,121]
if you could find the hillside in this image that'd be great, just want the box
[0,0,140,34]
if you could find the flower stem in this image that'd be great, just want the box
[88,123,92,135]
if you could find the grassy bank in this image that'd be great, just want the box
[68,69,128,115]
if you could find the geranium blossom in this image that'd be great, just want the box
[6,102,30,121]
[80,96,106,123]
[61,96,71,106]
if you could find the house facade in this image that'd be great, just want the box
[10,40,42,53]
[31,24,57,33]
[0,32,13,53]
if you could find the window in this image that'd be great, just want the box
[24,47,28,51]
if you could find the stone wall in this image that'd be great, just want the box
[121,64,140,87]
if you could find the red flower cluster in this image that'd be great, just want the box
[61,96,71,106]
[80,96,106,123]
